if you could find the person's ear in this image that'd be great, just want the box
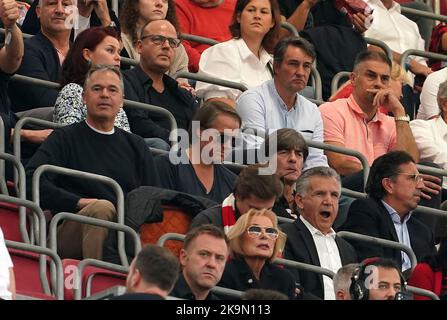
[295,193,304,211]
[82,48,92,62]
[136,40,143,55]
[382,177,394,195]
[179,249,188,267]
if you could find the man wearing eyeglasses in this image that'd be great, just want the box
[341,151,437,276]
[123,19,198,148]
[281,166,357,300]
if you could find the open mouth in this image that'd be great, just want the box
[320,211,331,219]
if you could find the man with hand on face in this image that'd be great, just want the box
[281,166,357,300]
[319,51,442,222]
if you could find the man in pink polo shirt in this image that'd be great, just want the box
[320,51,442,221]
[320,51,419,177]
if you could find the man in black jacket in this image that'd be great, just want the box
[111,244,179,300]
[341,151,436,273]
[123,19,198,147]
[9,0,72,111]
[282,166,357,300]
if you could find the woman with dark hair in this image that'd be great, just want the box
[53,27,130,131]
[195,0,281,107]
[218,208,297,299]
[408,237,447,300]
[119,0,188,76]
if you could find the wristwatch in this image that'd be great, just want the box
[394,114,410,123]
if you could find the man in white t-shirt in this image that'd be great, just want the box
[0,227,15,300]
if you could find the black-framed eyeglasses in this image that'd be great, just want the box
[394,172,423,184]
[140,34,181,48]
[247,225,279,240]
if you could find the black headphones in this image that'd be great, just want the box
[349,257,407,300]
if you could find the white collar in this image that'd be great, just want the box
[85,120,115,135]
[299,215,336,238]
[234,38,272,67]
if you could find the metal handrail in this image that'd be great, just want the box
[156,232,185,247]
[306,140,370,190]
[120,56,138,67]
[5,240,64,300]
[331,71,351,97]
[308,98,325,106]
[76,258,129,300]
[32,164,128,267]
[180,33,219,46]
[310,66,323,101]
[400,6,447,23]
[48,212,141,267]
[0,117,7,194]
[417,163,447,177]
[211,286,243,299]
[174,71,249,92]
[11,74,60,89]
[365,37,393,61]
[406,285,440,300]
[123,99,178,146]
[0,154,29,243]
[280,22,299,37]
[337,231,418,274]
[274,257,336,279]
[13,118,63,196]
[400,49,447,71]
[0,28,32,40]
[0,194,46,246]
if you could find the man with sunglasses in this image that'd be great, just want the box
[123,19,198,148]
[341,151,437,276]
[281,166,357,300]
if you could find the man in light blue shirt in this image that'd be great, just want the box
[236,36,327,170]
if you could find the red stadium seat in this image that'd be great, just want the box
[63,259,127,300]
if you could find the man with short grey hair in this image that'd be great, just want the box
[333,263,359,300]
[282,166,357,300]
[25,65,160,261]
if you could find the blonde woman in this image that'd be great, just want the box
[218,208,296,299]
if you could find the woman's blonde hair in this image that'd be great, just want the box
[227,208,286,263]
[391,62,409,85]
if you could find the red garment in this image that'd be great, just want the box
[407,262,443,300]
[175,0,235,73]
[329,83,387,114]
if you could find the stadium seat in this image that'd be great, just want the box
[62,259,127,300]
[140,205,192,258]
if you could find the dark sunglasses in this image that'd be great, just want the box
[247,225,279,240]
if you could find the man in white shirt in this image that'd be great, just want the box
[281,166,357,300]
[364,0,432,85]
[236,36,327,170]
[417,67,447,120]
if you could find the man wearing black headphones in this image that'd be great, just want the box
[348,257,406,300]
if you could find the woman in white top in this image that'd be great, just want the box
[0,227,15,300]
[411,79,447,188]
[195,0,281,107]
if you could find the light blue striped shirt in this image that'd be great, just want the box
[236,79,328,170]
[381,200,413,271]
